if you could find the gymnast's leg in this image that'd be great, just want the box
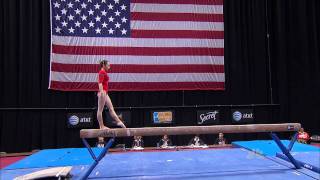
[105,94,126,128]
[97,91,109,144]
[97,91,109,129]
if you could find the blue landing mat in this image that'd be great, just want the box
[1,148,316,180]
[4,148,103,170]
[232,140,320,156]
[276,151,320,174]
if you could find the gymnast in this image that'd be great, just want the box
[97,60,126,145]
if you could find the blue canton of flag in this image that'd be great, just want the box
[51,0,130,37]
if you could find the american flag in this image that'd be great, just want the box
[49,0,224,91]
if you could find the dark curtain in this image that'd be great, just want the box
[1,0,319,153]
[268,0,320,133]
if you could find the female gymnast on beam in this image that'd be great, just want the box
[97,60,126,144]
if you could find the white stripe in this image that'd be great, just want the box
[52,54,225,65]
[131,3,223,14]
[131,21,224,31]
[50,72,225,82]
[52,35,224,47]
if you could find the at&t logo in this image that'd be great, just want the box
[69,115,79,125]
[233,111,242,121]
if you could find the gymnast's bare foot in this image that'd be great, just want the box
[100,125,110,130]
[116,116,126,128]
[117,121,126,128]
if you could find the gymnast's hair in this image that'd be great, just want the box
[99,60,109,68]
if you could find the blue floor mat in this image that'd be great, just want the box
[1,148,315,180]
[4,148,103,170]
[232,140,320,156]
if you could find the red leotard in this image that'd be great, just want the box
[98,69,109,93]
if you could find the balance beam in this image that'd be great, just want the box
[80,123,301,138]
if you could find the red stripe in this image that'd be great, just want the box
[131,30,224,39]
[131,0,223,5]
[131,12,224,22]
[51,63,225,73]
[50,81,225,91]
[52,45,224,56]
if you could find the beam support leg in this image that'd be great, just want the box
[81,138,115,180]
[270,132,301,169]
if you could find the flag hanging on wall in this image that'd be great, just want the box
[49,0,224,91]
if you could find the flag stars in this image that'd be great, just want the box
[121,17,127,23]
[120,4,126,10]
[108,4,113,10]
[94,3,100,9]
[102,22,108,28]
[81,3,87,9]
[95,16,101,22]
[67,2,74,8]
[95,28,101,34]
[61,21,68,27]
[121,28,127,35]
[68,27,75,33]
[108,28,114,34]
[61,8,67,15]
[55,14,61,21]
[74,8,81,15]
[88,21,95,27]
[52,0,130,36]
[55,26,62,33]
[101,10,107,16]
[115,22,121,28]
[68,14,74,21]
[88,9,94,15]
[75,21,81,27]
[53,2,60,8]
[114,10,120,16]
[81,14,87,21]
[108,16,114,22]
[82,27,88,33]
